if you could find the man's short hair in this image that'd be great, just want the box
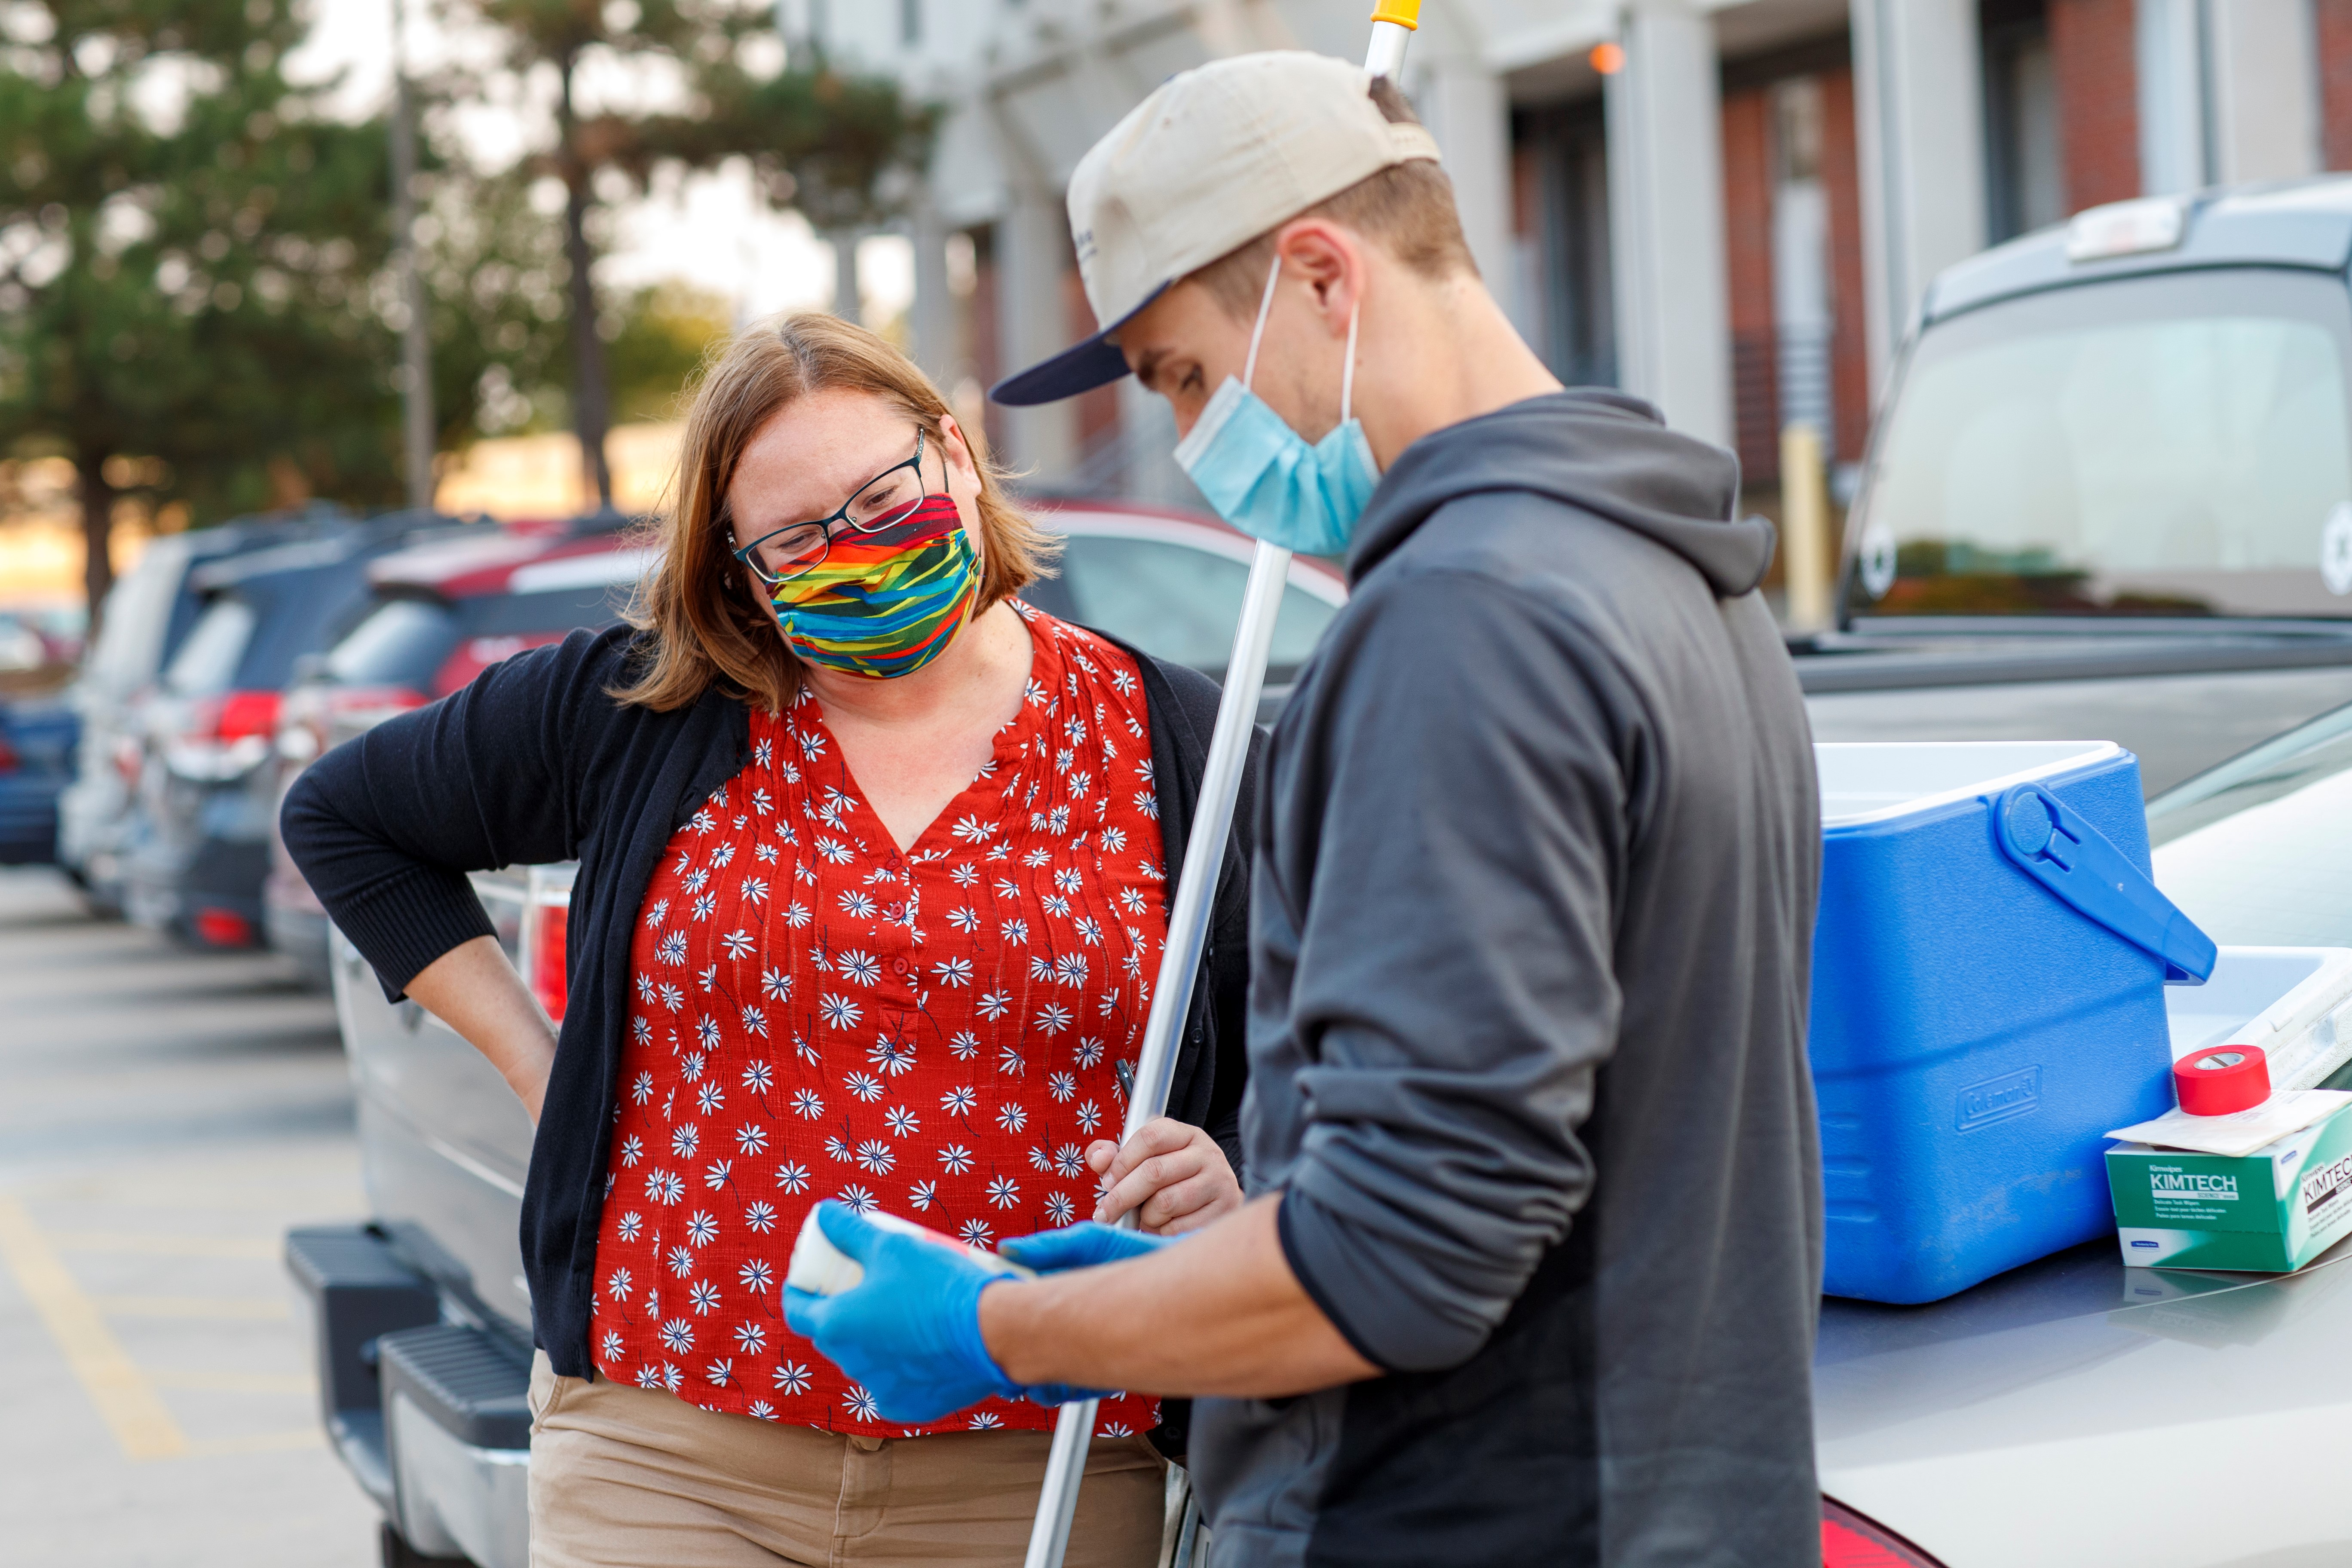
[1187,78,1478,319]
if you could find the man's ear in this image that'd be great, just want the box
[1271,220,1364,334]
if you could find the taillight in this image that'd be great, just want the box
[0,733,16,774]
[1822,1497,1946,1567]
[216,690,281,742]
[277,685,427,766]
[165,689,284,781]
[522,868,572,1023]
[194,907,257,947]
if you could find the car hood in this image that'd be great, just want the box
[1816,1231,2352,1565]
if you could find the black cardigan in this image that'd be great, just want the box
[282,623,1257,1377]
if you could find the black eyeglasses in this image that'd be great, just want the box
[729,427,936,588]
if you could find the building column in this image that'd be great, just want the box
[1849,0,1988,395]
[1412,50,1518,325]
[1604,0,1733,449]
[908,193,957,389]
[996,181,1079,484]
[2141,0,2322,193]
[2208,0,2321,183]
[2136,0,2208,192]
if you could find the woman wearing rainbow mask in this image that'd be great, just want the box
[282,312,1254,1567]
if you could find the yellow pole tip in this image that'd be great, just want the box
[1370,2,1422,29]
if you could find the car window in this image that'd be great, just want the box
[1055,535,1340,680]
[84,539,188,695]
[2150,701,2352,946]
[1851,269,2352,619]
[161,597,257,696]
[326,598,462,689]
[464,584,628,637]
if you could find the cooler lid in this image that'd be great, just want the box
[1816,741,2125,828]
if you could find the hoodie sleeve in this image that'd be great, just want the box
[1268,564,1640,1373]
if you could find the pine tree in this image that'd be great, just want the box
[461,0,935,504]
[0,1,405,619]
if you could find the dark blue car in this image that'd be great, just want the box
[0,697,77,863]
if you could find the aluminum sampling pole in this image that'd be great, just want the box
[1017,9,1422,1566]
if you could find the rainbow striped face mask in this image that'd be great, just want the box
[766,492,982,679]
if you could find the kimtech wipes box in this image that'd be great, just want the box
[2107,1094,2352,1271]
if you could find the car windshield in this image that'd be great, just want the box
[2150,700,2352,946]
[161,597,257,696]
[325,584,628,692]
[1848,269,2352,621]
[326,598,460,688]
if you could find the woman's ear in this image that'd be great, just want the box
[937,413,982,486]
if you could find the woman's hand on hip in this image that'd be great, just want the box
[403,934,557,1126]
[1087,1118,1242,1234]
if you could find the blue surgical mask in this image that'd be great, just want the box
[1173,254,1378,557]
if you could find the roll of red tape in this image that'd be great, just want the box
[2174,1042,2270,1116]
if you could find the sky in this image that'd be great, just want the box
[283,0,916,332]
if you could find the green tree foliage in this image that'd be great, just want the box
[0,0,407,613]
[603,280,732,425]
[457,0,935,502]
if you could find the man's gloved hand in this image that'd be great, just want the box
[980,1224,1182,1408]
[783,1201,1021,1424]
[1000,1222,1179,1274]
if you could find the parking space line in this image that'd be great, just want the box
[183,1429,325,1458]
[147,1369,316,1393]
[50,1231,278,1260]
[0,1195,188,1461]
[91,1294,290,1320]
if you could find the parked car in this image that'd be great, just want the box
[265,522,649,984]
[1809,700,2352,1568]
[118,514,466,948]
[284,500,1343,1568]
[0,696,78,863]
[57,508,348,910]
[1801,178,2352,793]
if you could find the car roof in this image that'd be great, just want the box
[367,520,648,600]
[1035,499,1351,600]
[1925,175,2352,324]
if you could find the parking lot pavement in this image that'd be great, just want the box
[0,867,379,1567]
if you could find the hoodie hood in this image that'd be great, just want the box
[1348,389,1773,597]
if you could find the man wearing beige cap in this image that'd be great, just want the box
[788,50,1824,1567]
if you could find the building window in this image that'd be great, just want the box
[1514,102,1616,390]
[1983,0,2064,242]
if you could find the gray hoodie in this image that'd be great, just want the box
[1191,390,1823,1568]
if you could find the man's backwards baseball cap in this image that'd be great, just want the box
[989,51,1441,408]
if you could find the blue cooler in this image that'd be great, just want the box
[1810,741,2216,1304]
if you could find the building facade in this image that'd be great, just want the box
[791,0,2348,517]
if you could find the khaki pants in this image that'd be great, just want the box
[526,1354,1167,1567]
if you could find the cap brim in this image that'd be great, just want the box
[988,283,1169,407]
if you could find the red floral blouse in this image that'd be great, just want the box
[591,603,1168,1437]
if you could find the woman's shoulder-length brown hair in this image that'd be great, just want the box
[616,312,1057,713]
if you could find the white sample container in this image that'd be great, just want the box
[2164,946,2352,1091]
[786,1206,1035,1297]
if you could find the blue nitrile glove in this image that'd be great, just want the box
[783,1201,1020,1424]
[998,1224,1182,1408]
[999,1221,1179,1274]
